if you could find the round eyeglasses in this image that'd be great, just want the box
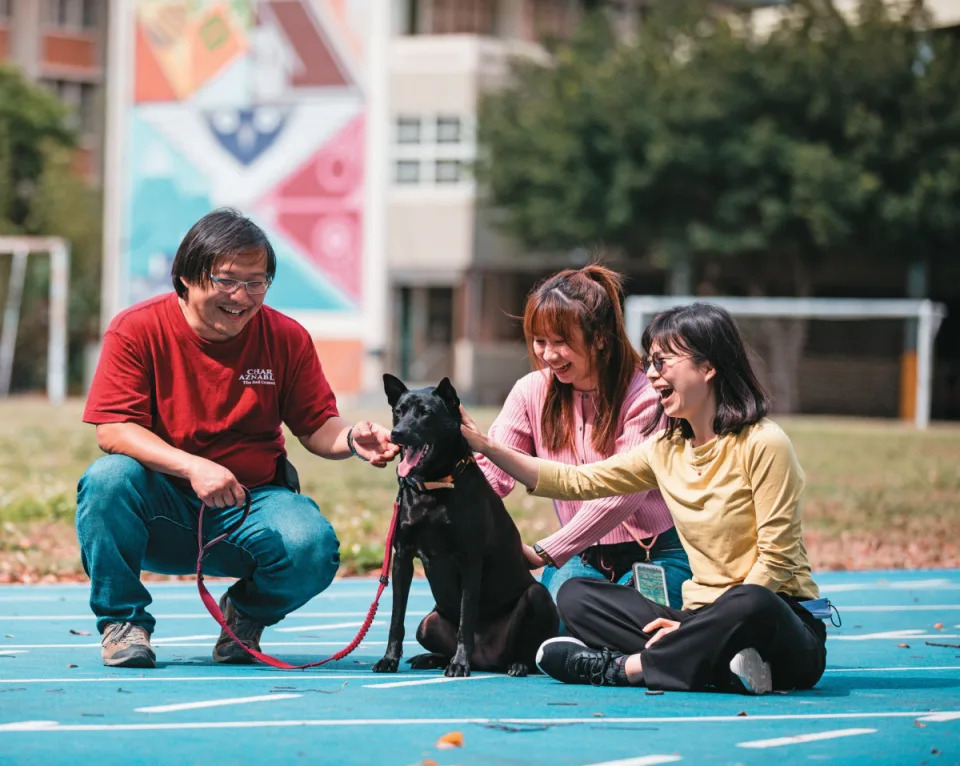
[209,275,272,295]
[642,354,691,373]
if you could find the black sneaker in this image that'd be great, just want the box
[535,637,631,686]
[213,593,265,664]
[101,622,156,668]
[729,648,772,695]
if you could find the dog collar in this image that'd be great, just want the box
[398,455,476,492]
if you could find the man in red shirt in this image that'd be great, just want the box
[77,208,398,668]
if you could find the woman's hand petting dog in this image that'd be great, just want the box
[350,421,400,467]
[459,405,490,453]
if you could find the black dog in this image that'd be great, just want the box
[371,375,558,677]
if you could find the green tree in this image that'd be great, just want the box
[0,65,101,392]
[476,1,960,410]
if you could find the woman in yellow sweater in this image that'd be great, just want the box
[461,302,827,695]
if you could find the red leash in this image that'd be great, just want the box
[196,487,399,670]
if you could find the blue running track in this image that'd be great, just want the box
[1,569,959,765]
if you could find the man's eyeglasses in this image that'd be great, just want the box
[209,275,272,295]
[642,354,690,373]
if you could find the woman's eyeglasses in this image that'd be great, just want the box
[642,354,690,373]
[209,275,272,295]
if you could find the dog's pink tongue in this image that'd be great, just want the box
[397,446,426,478]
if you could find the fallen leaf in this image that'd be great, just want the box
[66,664,77,669]
[897,643,911,648]
[914,720,926,728]
[932,748,940,754]
[117,687,131,694]
[4,634,13,638]
[69,629,91,636]
[645,690,664,695]
[593,712,604,717]
[933,622,944,630]
[435,731,463,749]
[737,711,748,717]
[422,760,439,766]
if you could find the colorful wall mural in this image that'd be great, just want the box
[124,0,368,327]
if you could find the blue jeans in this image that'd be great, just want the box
[540,526,691,612]
[75,455,340,635]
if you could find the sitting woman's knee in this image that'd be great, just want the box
[722,583,780,618]
[555,577,596,627]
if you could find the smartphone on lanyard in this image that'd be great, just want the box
[632,562,669,606]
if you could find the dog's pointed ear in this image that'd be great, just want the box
[434,377,460,414]
[383,373,408,407]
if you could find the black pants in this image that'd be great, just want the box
[557,579,827,692]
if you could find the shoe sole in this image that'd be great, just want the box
[535,636,587,675]
[103,650,156,669]
[729,648,772,695]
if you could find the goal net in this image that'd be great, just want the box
[625,296,948,428]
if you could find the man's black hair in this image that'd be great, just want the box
[171,208,276,297]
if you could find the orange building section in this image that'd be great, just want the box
[42,34,100,71]
[0,27,8,60]
[314,339,364,394]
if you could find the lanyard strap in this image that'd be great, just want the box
[620,521,658,562]
[196,488,399,670]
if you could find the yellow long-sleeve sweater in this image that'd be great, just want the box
[533,418,819,610]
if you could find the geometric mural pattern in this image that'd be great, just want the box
[127,0,366,312]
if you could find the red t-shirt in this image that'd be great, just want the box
[84,292,339,488]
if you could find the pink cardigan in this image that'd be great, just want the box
[477,369,676,568]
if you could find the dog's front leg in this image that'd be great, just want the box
[372,547,414,673]
[446,559,481,677]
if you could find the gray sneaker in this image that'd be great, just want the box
[729,647,773,695]
[213,592,265,664]
[101,622,156,668]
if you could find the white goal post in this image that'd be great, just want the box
[625,296,948,429]
[0,237,71,404]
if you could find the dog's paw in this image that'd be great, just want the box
[408,652,449,670]
[372,656,399,673]
[507,662,529,677]
[444,661,471,678]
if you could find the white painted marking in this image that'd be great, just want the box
[0,612,398,621]
[824,666,960,673]
[918,712,960,722]
[364,675,500,689]
[830,632,960,641]
[839,605,960,612]
[1,674,380,684]
[0,640,387,649]
[582,756,682,766]
[0,710,956,732]
[738,728,876,748]
[274,621,366,633]
[820,579,955,593]
[0,650,27,655]
[150,635,218,643]
[135,693,301,713]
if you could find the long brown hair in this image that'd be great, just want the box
[523,264,641,454]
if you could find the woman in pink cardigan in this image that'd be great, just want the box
[477,265,691,609]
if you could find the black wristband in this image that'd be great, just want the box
[533,543,556,568]
[346,426,369,462]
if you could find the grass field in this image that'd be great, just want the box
[1,396,958,583]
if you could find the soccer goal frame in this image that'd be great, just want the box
[625,296,948,429]
[0,237,71,404]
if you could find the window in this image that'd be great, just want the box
[395,160,421,184]
[82,0,98,28]
[0,0,12,21]
[396,116,421,144]
[435,115,461,144]
[435,160,461,184]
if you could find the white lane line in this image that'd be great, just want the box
[1,710,957,733]
[831,632,960,641]
[0,640,387,649]
[839,605,960,612]
[1,674,382,684]
[824,666,960,673]
[583,756,682,766]
[364,675,500,689]
[0,650,28,655]
[3,665,956,684]
[918,712,960,722]
[0,612,386,621]
[150,635,218,643]
[820,579,956,592]
[737,728,876,749]
[135,693,301,713]
[274,622,366,633]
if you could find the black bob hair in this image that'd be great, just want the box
[640,302,770,440]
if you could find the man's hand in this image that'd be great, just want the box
[186,457,246,509]
[642,617,681,648]
[459,405,490,454]
[351,421,399,468]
